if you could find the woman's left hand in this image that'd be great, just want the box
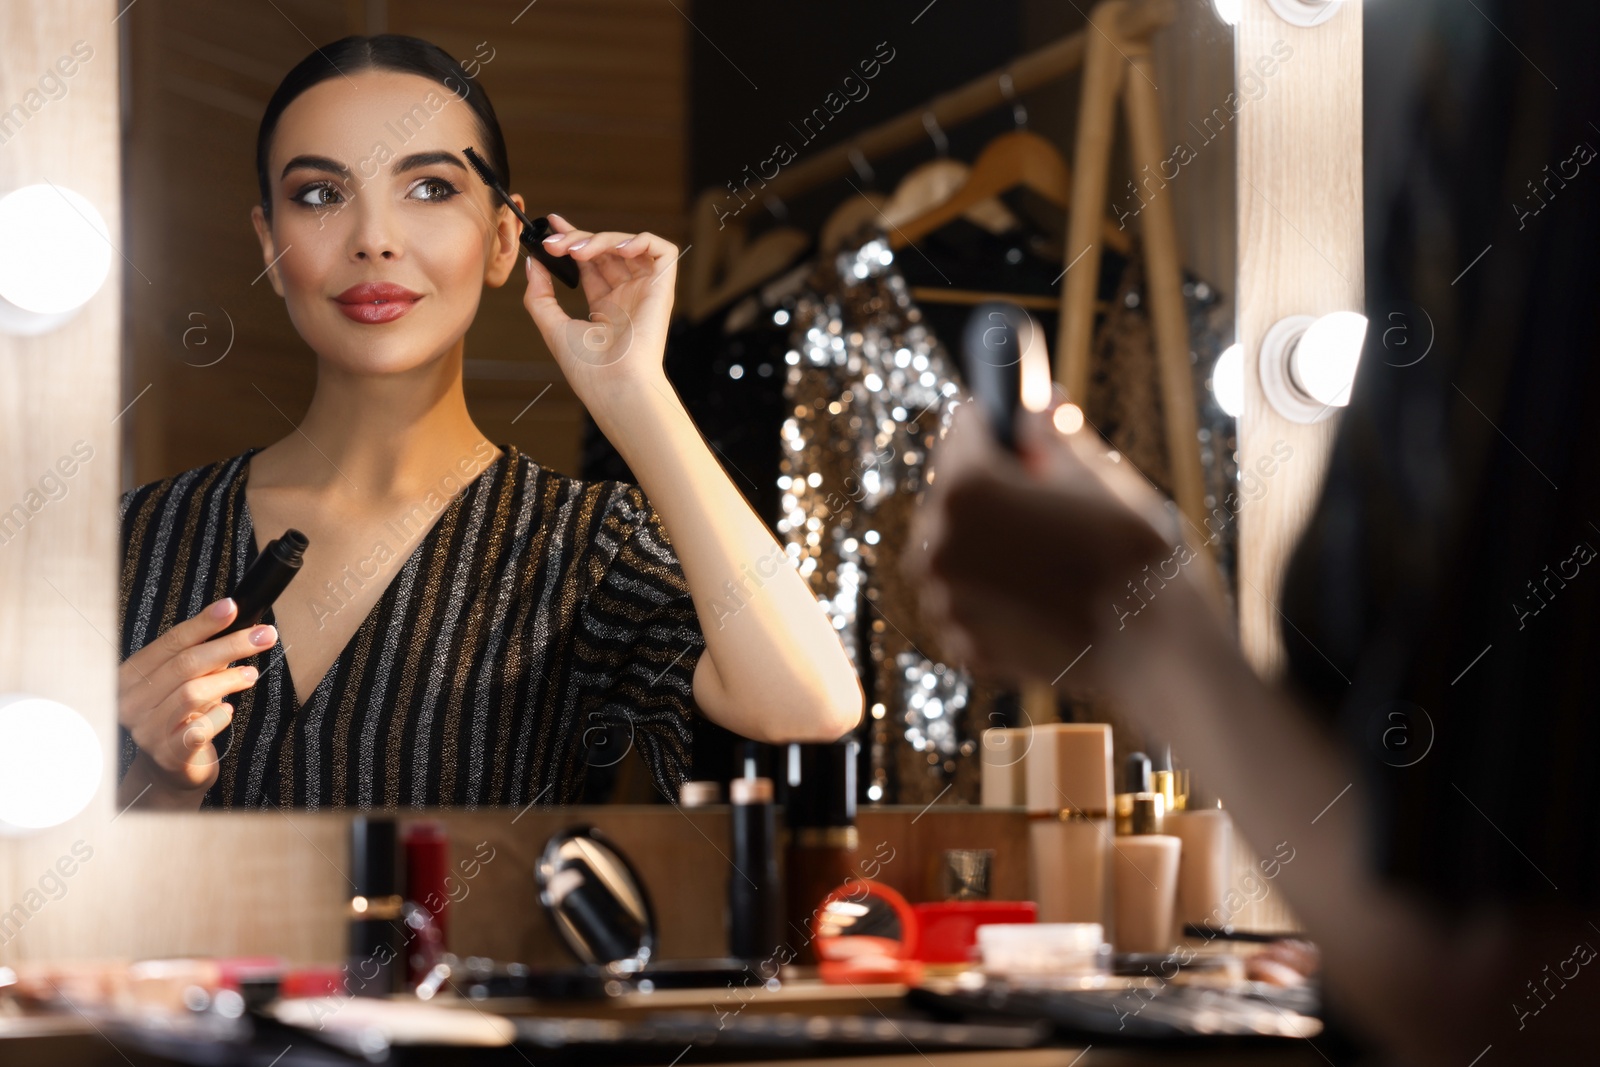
[520,213,678,414]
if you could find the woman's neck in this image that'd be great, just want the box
[251,341,500,500]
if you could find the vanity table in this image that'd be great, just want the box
[0,977,1329,1067]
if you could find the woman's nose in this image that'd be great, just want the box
[347,200,401,261]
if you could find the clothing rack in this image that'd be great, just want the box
[684,0,1209,555]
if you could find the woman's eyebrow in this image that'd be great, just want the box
[393,150,468,174]
[281,154,350,180]
[278,151,467,182]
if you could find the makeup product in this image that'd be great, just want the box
[532,826,753,989]
[1150,743,1181,816]
[679,780,722,806]
[1111,793,1181,954]
[782,740,860,965]
[811,878,925,985]
[728,775,782,961]
[1116,751,1153,834]
[912,900,1037,964]
[218,528,308,637]
[462,146,581,289]
[973,922,1110,987]
[1181,923,1305,943]
[348,816,406,997]
[539,827,653,968]
[1025,724,1115,935]
[980,726,1030,807]
[403,821,449,986]
[1164,795,1235,938]
[213,529,308,758]
[959,302,1048,453]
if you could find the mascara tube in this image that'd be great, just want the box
[219,529,309,636]
[212,529,308,759]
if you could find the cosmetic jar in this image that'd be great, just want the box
[974,922,1111,987]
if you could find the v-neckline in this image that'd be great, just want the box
[236,443,512,714]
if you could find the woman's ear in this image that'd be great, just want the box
[249,205,286,297]
[483,192,524,289]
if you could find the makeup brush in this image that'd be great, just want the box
[462,146,581,288]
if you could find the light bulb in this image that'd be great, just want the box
[1212,343,1245,417]
[1019,317,1054,414]
[0,184,113,333]
[1212,0,1242,25]
[1053,402,1085,434]
[0,695,102,830]
[1291,311,1368,407]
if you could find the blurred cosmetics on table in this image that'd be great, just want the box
[987,727,1239,957]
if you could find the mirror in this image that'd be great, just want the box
[811,878,923,984]
[537,825,656,972]
[113,2,1236,813]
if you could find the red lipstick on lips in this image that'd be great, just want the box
[334,281,422,324]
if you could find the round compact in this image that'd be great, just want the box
[810,878,925,985]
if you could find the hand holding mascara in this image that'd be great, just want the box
[211,528,308,760]
[114,532,306,804]
[463,146,581,288]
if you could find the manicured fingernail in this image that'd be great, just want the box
[568,238,589,250]
[250,625,276,646]
[616,238,633,248]
[543,233,562,244]
[213,598,235,618]
[240,666,259,682]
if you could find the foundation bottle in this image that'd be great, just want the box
[1161,774,1235,937]
[1111,793,1182,954]
[1025,724,1115,936]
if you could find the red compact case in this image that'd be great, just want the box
[912,901,1037,964]
[810,878,925,985]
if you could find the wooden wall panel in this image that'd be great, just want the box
[1229,0,1363,932]
[0,0,124,969]
[1236,0,1363,678]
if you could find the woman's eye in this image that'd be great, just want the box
[409,177,459,202]
[292,182,342,208]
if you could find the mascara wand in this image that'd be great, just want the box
[462,146,581,288]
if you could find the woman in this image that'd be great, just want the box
[910,0,1600,1060]
[118,35,861,812]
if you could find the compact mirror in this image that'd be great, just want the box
[811,878,924,985]
[536,826,656,974]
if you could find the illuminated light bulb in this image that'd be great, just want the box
[1018,314,1054,414]
[1053,402,1085,434]
[0,695,102,831]
[1258,311,1368,423]
[1212,343,1245,418]
[1291,311,1368,407]
[0,185,113,335]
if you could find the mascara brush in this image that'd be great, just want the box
[462,146,581,288]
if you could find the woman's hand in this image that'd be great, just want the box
[905,399,1195,688]
[117,597,277,808]
[520,213,679,416]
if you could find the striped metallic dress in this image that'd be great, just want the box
[118,444,706,810]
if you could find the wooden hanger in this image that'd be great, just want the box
[687,226,810,322]
[819,191,890,255]
[890,129,1131,255]
[882,158,1021,234]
